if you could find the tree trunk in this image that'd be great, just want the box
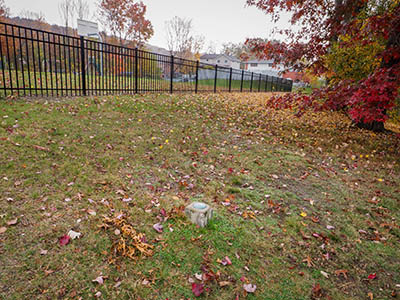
[355,120,385,132]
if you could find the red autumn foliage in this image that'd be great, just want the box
[98,0,153,47]
[246,0,400,130]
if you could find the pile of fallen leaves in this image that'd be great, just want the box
[100,214,154,262]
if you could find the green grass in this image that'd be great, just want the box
[0,93,399,299]
[1,71,287,96]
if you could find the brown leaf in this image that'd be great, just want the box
[0,227,7,234]
[7,218,18,226]
[302,256,313,267]
[219,281,231,287]
[335,269,348,279]
[33,145,50,152]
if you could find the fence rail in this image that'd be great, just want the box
[0,21,292,97]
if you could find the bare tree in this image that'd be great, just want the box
[206,41,217,54]
[165,16,204,59]
[20,10,46,22]
[58,0,75,35]
[75,0,90,20]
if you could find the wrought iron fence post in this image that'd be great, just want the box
[240,70,244,92]
[80,36,86,96]
[264,75,268,92]
[214,64,218,93]
[228,67,232,92]
[258,74,261,92]
[195,60,199,93]
[170,55,174,94]
[135,48,138,94]
[250,72,254,92]
[290,79,293,92]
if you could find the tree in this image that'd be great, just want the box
[75,0,90,20]
[98,0,153,47]
[246,0,400,131]
[58,0,75,35]
[0,0,9,20]
[20,10,47,23]
[165,16,204,60]
[221,42,250,59]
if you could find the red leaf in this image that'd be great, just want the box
[221,256,232,265]
[59,234,70,246]
[368,273,377,280]
[160,208,167,217]
[191,283,204,297]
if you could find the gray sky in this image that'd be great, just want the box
[6,0,290,51]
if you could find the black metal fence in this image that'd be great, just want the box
[0,21,292,97]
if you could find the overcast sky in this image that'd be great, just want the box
[6,0,291,52]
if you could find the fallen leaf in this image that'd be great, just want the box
[87,209,97,216]
[7,218,18,226]
[33,145,50,152]
[92,276,104,285]
[300,212,307,217]
[40,249,48,255]
[153,223,163,233]
[243,283,257,293]
[192,283,204,297]
[94,291,102,297]
[368,273,377,280]
[312,283,322,298]
[219,281,231,287]
[160,208,167,217]
[59,235,70,246]
[335,269,348,279]
[68,230,81,240]
[0,227,6,234]
[368,292,373,300]
[219,256,232,266]
[194,273,203,281]
[320,271,329,278]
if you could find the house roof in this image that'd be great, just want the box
[200,53,241,63]
[245,59,274,64]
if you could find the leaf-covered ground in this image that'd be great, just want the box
[0,93,399,300]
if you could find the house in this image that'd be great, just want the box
[200,54,241,69]
[243,59,284,76]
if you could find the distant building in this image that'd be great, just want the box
[200,54,241,69]
[243,59,284,76]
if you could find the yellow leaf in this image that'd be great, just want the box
[300,212,307,217]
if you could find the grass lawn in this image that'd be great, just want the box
[1,71,288,97]
[0,93,399,299]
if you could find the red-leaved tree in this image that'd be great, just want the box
[98,0,153,48]
[246,0,400,131]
